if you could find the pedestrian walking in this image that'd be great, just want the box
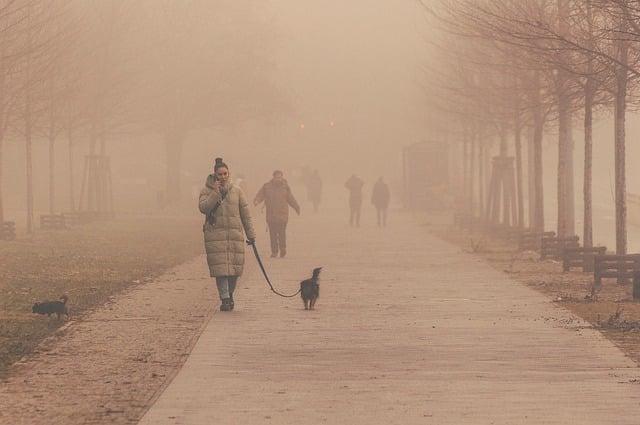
[371,176,390,227]
[345,174,364,227]
[254,170,300,258]
[308,169,322,213]
[199,158,256,312]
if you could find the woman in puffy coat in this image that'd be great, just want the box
[199,158,256,311]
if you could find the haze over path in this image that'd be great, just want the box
[140,208,640,424]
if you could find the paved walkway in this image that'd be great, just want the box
[139,209,640,424]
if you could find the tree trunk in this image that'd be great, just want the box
[514,112,523,228]
[499,125,510,225]
[556,92,575,237]
[25,108,33,233]
[614,39,628,255]
[556,0,575,238]
[478,138,485,217]
[499,123,508,157]
[583,85,594,248]
[532,86,545,232]
[25,6,33,233]
[47,72,57,215]
[470,131,476,216]
[68,126,75,212]
[462,135,469,211]
[0,136,3,225]
[527,125,535,229]
[49,137,55,214]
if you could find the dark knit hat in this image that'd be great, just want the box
[214,157,228,171]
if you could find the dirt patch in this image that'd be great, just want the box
[0,216,203,377]
[432,221,640,365]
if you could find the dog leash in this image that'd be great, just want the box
[247,240,301,298]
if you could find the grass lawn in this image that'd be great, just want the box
[0,216,203,377]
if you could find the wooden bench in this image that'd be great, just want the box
[519,231,555,251]
[40,214,66,230]
[541,235,579,260]
[0,221,15,240]
[594,254,640,286]
[562,246,607,272]
[62,212,97,225]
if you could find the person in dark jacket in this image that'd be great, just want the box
[308,169,322,213]
[254,170,300,258]
[371,176,390,227]
[345,174,364,227]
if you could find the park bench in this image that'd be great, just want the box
[594,254,640,286]
[40,214,66,230]
[518,231,555,251]
[61,211,99,225]
[0,221,15,240]
[562,246,607,272]
[540,234,579,260]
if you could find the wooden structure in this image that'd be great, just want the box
[40,214,66,230]
[78,154,114,216]
[1,221,15,240]
[594,254,640,286]
[485,156,518,227]
[540,234,579,260]
[562,246,607,272]
[519,231,555,252]
[402,141,449,210]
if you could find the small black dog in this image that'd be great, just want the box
[300,267,322,310]
[32,295,69,319]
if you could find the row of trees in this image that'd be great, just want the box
[0,0,283,233]
[422,0,640,255]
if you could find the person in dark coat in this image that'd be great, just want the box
[308,170,322,213]
[254,170,300,258]
[345,174,364,227]
[371,176,390,227]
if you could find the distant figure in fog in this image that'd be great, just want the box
[254,170,300,258]
[199,158,256,312]
[345,174,364,227]
[371,177,390,227]
[308,170,323,213]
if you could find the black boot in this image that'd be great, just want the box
[229,294,234,311]
[220,298,231,312]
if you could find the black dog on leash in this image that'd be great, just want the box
[300,267,322,310]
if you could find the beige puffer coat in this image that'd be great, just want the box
[199,175,256,277]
